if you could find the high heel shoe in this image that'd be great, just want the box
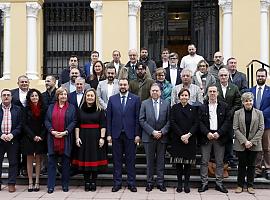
[34,183,40,192]
[28,183,33,192]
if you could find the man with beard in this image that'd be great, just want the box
[250,68,270,180]
[58,55,84,86]
[209,52,225,81]
[129,63,155,101]
[42,75,57,110]
[96,66,119,110]
[139,47,157,77]
[171,68,203,106]
[107,78,141,192]
[180,44,204,75]
[61,68,84,93]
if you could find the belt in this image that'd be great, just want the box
[80,124,100,128]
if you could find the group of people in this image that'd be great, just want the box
[0,45,269,196]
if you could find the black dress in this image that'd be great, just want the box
[72,105,108,171]
[22,106,47,155]
[169,103,198,164]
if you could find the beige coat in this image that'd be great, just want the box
[233,108,264,151]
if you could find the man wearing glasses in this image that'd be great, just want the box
[165,52,182,87]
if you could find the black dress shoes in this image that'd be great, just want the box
[198,184,208,193]
[90,183,96,192]
[62,187,69,192]
[47,188,54,194]
[85,183,90,192]
[145,184,153,192]
[128,185,137,192]
[265,173,270,180]
[215,184,228,193]
[176,187,182,193]
[157,184,167,192]
[112,185,121,192]
[184,185,190,193]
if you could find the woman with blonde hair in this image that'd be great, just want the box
[72,88,107,192]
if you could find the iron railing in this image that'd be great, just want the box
[43,0,93,79]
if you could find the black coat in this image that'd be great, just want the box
[169,103,198,159]
[198,101,230,145]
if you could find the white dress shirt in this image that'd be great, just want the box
[107,83,114,99]
[152,98,160,120]
[170,67,178,87]
[19,88,28,107]
[256,84,265,100]
[76,92,84,107]
[209,102,218,131]
[221,83,228,98]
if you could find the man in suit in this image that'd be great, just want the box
[156,48,170,69]
[198,85,230,193]
[42,75,57,109]
[250,68,270,180]
[139,83,170,192]
[106,50,125,77]
[84,50,99,78]
[68,77,90,108]
[129,62,155,101]
[216,68,241,168]
[227,57,248,94]
[165,52,182,87]
[58,55,84,86]
[0,89,22,192]
[107,78,141,192]
[11,75,30,176]
[61,68,87,93]
[96,65,119,110]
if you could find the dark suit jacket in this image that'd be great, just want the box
[156,60,169,68]
[107,92,141,139]
[68,91,84,108]
[58,68,85,87]
[11,88,26,107]
[165,65,182,86]
[230,71,248,94]
[216,82,242,119]
[139,98,170,143]
[250,85,270,128]
[198,101,230,145]
[0,104,22,139]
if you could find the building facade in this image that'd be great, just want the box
[0,0,268,90]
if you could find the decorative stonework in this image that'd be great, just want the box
[0,3,11,18]
[26,2,41,18]
[128,0,141,16]
[218,0,232,14]
[90,1,103,17]
[261,0,270,13]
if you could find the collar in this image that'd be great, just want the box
[257,84,265,91]
[2,103,11,110]
[152,98,160,104]
[19,88,28,94]
[120,91,129,98]
[221,83,228,88]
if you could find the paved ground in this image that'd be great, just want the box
[0,185,269,200]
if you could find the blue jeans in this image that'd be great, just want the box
[47,154,70,189]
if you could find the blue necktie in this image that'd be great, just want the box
[256,87,262,109]
[121,96,126,111]
[154,100,158,120]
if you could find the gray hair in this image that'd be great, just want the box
[241,92,254,103]
[75,77,85,83]
[181,68,193,77]
[218,68,229,76]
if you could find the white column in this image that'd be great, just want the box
[219,0,232,62]
[260,0,270,65]
[26,2,41,80]
[128,0,141,50]
[90,1,103,60]
[0,3,11,80]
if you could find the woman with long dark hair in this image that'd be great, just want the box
[22,89,47,192]
[86,61,106,89]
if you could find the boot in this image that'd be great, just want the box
[85,182,90,192]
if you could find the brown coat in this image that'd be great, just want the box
[233,108,264,151]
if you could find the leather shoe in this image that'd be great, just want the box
[62,187,69,192]
[112,185,121,192]
[198,184,208,193]
[215,184,228,193]
[90,183,96,192]
[145,184,153,192]
[184,185,190,193]
[265,173,270,180]
[85,183,90,192]
[176,187,182,193]
[157,184,167,192]
[128,185,137,192]
[47,188,54,194]
[8,184,16,193]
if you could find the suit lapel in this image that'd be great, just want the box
[104,80,108,102]
[261,86,270,105]
[124,93,132,112]
[239,109,246,134]
[249,109,257,137]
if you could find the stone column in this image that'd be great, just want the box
[219,0,232,62]
[0,3,11,80]
[260,0,270,65]
[26,2,41,79]
[90,1,103,60]
[128,0,141,50]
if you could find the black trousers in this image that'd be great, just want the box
[236,150,258,187]
[176,164,191,186]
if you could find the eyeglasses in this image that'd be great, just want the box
[2,94,11,97]
[170,57,178,60]
[220,74,228,77]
